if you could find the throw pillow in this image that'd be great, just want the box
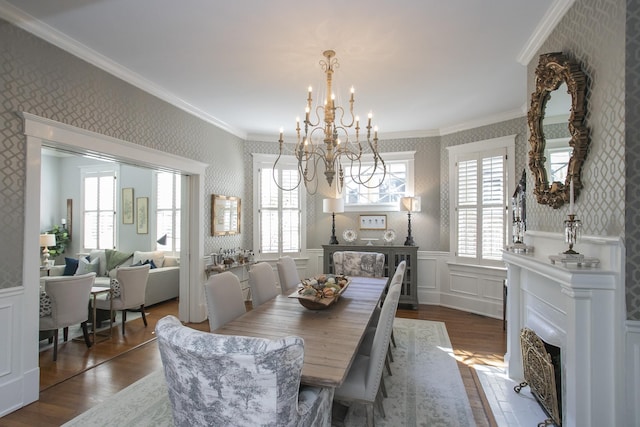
[130,261,143,267]
[109,277,121,298]
[132,250,165,268]
[143,259,157,269]
[105,249,133,271]
[63,257,79,276]
[39,292,52,317]
[76,256,100,275]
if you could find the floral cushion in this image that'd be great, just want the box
[155,315,333,427]
[39,292,52,317]
[110,277,121,298]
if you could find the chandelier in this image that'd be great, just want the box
[274,50,385,194]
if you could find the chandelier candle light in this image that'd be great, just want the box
[274,50,386,194]
[323,197,344,245]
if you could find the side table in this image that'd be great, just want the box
[90,286,113,344]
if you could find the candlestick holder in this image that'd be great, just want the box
[563,214,581,255]
[513,218,525,244]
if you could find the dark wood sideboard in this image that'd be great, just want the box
[322,244,419,309]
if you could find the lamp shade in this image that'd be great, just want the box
[39,233,56,247]
[157,234,168,245]
[323,198,345,214]
[400,196,422,212]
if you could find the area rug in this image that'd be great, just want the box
[62,318,475,427]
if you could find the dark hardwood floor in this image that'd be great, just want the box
[1,300,505,426]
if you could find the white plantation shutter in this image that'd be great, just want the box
[455,149,507,261]
[156,172,181,253]
[258,165,301,255]
[82,168,116,250]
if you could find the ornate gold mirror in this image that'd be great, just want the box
[211,195,241,236]
[528,52,589,208]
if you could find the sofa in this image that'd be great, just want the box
[44,249,180,307]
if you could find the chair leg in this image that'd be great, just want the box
[391,329,396,348]
[365,403,375,427]
[387,343,394,363]
[52,329,58,361]
[140,305,147,327]
[385,353,392,376]
[81,321,92,348]
[63,327,69,342]
[121,310,127,335]
[376,387,386,419]
[380,376,388,398]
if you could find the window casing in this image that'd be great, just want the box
[155,171,181,254]
[81,165,117,250]
[342,151,415,212]
[448,136,515,264]
[253,154,306,257]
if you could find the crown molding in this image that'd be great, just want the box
[438,107,526,136]
[0,1,246,140]
[517,0,576,66]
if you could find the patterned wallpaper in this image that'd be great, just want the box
[0,19,245,289]
[526,0,630,317]
[626,0,640,320]
[439,118,529,251]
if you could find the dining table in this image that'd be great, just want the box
[213,275,388,388]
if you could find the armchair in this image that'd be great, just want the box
[39,272,96,361]
[156,315,333,427]
[333,251,385,277]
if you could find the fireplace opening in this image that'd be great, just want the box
[514,328,562,426]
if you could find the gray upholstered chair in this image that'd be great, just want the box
[94,264,150,335]
[333,251,385,277]
[248,262,280,307]
[334,281,402,426]
[39,272,96,361]
[156,315,334,427]
[276,256,301,294]
[204,271,246,331]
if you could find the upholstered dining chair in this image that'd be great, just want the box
[248,262,280,307]
[333,251,385,277]
[277,256,301,294]
[39,272,96,361]
[334,281,402,427]
[204,271,246,331]
[94,264,150,335]
[156,315,334,427]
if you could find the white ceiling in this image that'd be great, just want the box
[1,0,571,140]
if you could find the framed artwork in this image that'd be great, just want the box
[136,197,148,234]
[122,188,134,224]
[211,194,241,236]
[359,215,387,230]
[66,198,73,240]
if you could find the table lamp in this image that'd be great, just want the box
[323,198,344,245]
[39,233,56,266]
[400,196,421,246]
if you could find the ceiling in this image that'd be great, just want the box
[1,0,570,140]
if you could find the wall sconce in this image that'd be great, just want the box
[323,198,345,245]
[39,233,56,266]
[400,196,421,246]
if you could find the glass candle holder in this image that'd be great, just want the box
[563,214,581,254]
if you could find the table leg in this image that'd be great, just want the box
[92,293,98,344]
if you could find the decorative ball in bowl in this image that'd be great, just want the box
[291,274,350,310]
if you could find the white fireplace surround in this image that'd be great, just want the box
[503,230,626,427]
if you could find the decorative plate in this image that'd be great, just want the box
[343,228,357,243]
[383,229,396,243]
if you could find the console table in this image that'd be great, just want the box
[322,244,419,309]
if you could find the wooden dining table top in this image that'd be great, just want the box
[213,276,387,388]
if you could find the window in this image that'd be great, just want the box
[448,136,515,263]
[155,171,181,253]
[342,151,415,212]
[253,154,305,257]
[81,165,117,250]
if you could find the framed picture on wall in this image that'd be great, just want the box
[122,188,134,224]
[136,197,148,234]
[359,215,387,230]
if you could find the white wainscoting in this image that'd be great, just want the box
[626,320,640,427]
[307,249,503,319]
[0,286,39,417]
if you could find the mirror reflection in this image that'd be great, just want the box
[543,82,572,185]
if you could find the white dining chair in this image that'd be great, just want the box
[334,281,402,426]
[204,271,246,331]
[248,262,280,307]
[277,256,301,294]
[94,264,150,335]
[39,272,96,361]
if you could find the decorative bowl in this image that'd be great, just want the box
[289,274,350,310]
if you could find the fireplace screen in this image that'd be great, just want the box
[514,327,562,426]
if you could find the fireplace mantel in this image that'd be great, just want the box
[503,231,625,427]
